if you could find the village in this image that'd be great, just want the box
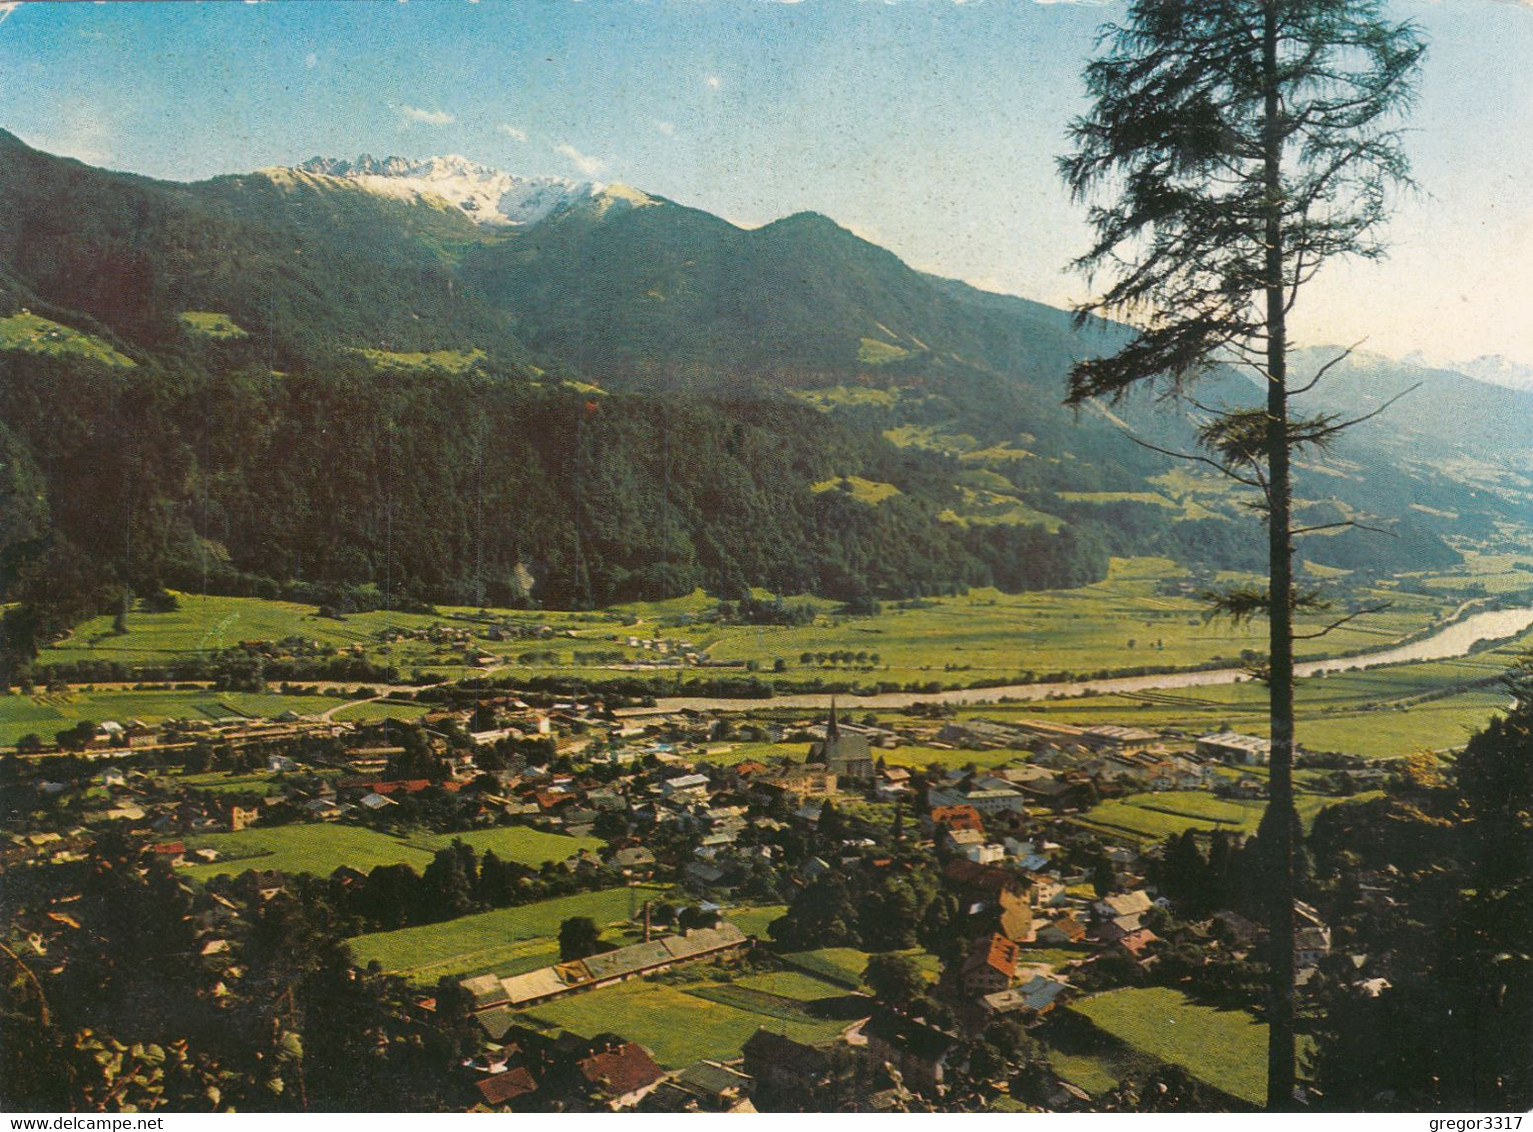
[2,672,1406,1112]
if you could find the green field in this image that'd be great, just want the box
[352,346,486,373]
[348,887,663,982]
[0,688,354,746]
[39,592,479,670]
[181,823,601,882]
[27,558,1471,703]
[811,475,902,505]
[732,969,847,1001]
[1074,789,1369,844]
[963,625,1531,759]
[780,946,940,989]
[519,977,849,1069]
[856,336,915,365]
[178,310,248,339]
[793,384,901,410]
[724,904,788,938]
[1015,946,1093,972]
[694,558,1456,688]
[0,311,135,367]
[177,770,342,798]
[329,699,431,723]
[1048,1051,1123,1098]
[1069,987,1281,1107]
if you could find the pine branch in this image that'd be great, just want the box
[1122,433,1264,488]
[1294,602,1392,640]
[1290,518,1395,538]
[1287,339,1366,396]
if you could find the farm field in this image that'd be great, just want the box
[35,592,558,683]
[961,626,1532,758]
[1069,987,1280,1107]
[176,769,341,797]
[347,887,667,984]
[181,823,601,882]
[330,699,431,723]
[1048,1051,1124,1098]
[27,558,1474,700]
[1015,946,1094,972]
[694,559,1455,688]
[1419,550,1533,596]
[723,904,787,939]
[518,977,849,1069]
[0,688,355,746]
[1072,789,1374,844]
[781,946,940,989]
[732,969,848,1001]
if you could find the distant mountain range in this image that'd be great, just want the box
[0,130,1527,631]
[290,153,654,228]
[1437,354,1533,394]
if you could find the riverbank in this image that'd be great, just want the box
[647,606,1533,713]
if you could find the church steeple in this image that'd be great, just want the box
[826,697,839,743]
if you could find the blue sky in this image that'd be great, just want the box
[2,0,1532,367]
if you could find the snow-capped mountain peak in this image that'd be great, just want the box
[288,153,651,226]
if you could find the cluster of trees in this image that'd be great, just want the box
[714,595,820,627]
[1302,666,1533,1110]
[766,854,951,954]
[319,839,612,934]
[0,833,480,1112]
[1150,829,1275,920]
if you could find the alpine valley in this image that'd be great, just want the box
[1,129,1529,663]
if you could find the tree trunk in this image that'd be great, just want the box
[1262,0,1298,1111]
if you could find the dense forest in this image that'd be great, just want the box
[0,344,1117,674]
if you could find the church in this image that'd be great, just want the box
[806,699,875,783]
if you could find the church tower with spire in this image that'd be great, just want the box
[806,696,874,782]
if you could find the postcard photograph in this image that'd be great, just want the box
[0,0,1530,1117]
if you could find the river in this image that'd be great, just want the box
[648,605,1533,713]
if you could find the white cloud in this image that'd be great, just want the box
[555,142,607,177]
[0,3,21,27]
[400,105,455,126]
[705,75,722,89]
[304,52,318,69]
[497,123,528,142]
[653,119,676,137]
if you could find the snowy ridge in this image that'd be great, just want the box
[291,153,650,227]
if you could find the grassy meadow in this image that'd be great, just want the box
[15,554,1524,762]
[40,592,475,671]
[519,977,850,1069]
[0,311,136,367]
[1072,789,1378,845]
[693,558,1456,687]
[32,558,1470,700]
[347,886,668,984]
[963,624,1531,758]
[178,310,248,339]
[1068,987,1305,1107]
[345,891,783,994]
[181,823,602,882]
[0,688,355,747]
[780,946,940,989]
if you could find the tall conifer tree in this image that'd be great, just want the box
[1060,0,1424,1108]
